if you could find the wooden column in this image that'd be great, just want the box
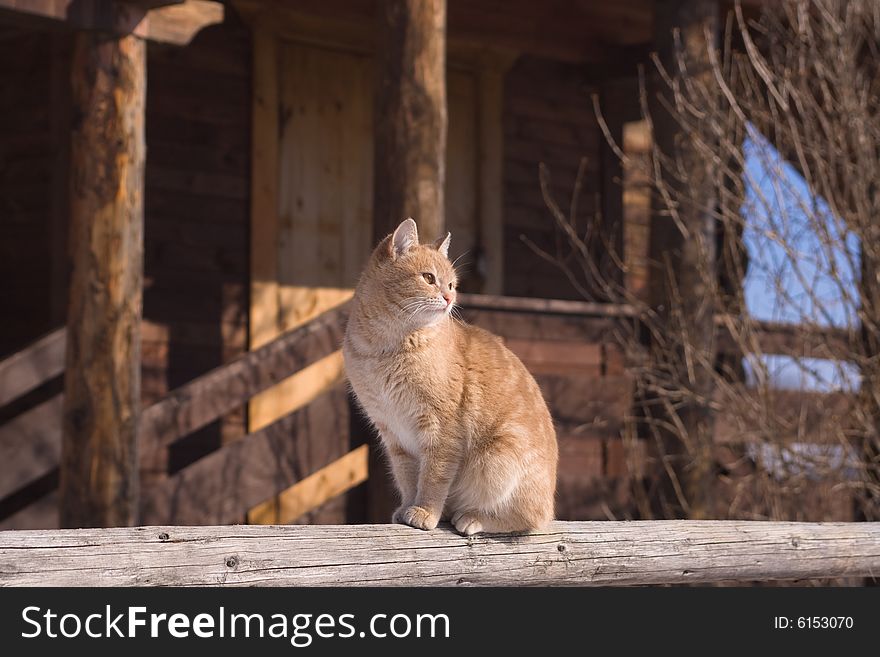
[60,30,145,528]
[372,0,447,242]
[368,0,447,522]
[646,0,719,519]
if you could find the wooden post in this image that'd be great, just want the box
[646,0,719,519]
[60,30,145,528]
[368,0,447,522]
[372,0,447,242]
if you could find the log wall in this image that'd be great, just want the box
[502,56,602,300]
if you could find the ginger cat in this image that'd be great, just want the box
[343,218,558,535]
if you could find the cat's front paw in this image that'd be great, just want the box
[452,511,484,536]
[400,505,439,531]
[391,505,410,524]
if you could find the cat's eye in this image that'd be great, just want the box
[422,272,436,285]
[448,282,454,290]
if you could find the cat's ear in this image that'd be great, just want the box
[433,232,451,258]
[391,218,419,258]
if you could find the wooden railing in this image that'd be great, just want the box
[0,302,356,527]
[0,295,862,530]
[1,520,877,586]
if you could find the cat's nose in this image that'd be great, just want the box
[442,293,452,306]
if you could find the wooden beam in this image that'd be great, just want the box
[232,0,640,65]
[140,386,350,525]
[1,520,878,586]
[0,327,65,407]
[247,350,346,433]
[0,395,62,500]
[458,293,638,318]
[247,20,280,355]
[137,0,223,45]
[372,0,447,242]
[60,29,145,529]
[138,302,349,474]
[247,444,369,525]
[0,1,223,46]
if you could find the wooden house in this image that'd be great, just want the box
[4,0,847,532]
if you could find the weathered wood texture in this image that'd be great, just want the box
[140,302,349,473]
[0,0,224,45]
[247,37,371,435]
[373,0,447,241]
[60,30,145,529]
[0,521,877,586]
[140,385,351,526]
[0,328,65,407]
[247,444,369,525]
[0,395,61,500]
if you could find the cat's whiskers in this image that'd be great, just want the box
[449,305,466,326]
[450,250,470,270]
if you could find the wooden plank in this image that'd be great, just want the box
[61,30,145,529]
[247,444,368,525]
[536,373,633,430]
[139,302,348,465]
[251,38,374,428]
[0,490,58,531]
[140,385,349,525]
[0,327,65,407]
[717,318,854,361]
[459,293,637,318]
[0,1,223,46]
[248,350,345,433]
[503,338,601,375]
[0,394,61,500]
[1,520,878,586]
[248,21,280,353]
[139,0,224,45]
[463,308,621,343]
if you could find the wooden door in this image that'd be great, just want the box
[250,41,374,431]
